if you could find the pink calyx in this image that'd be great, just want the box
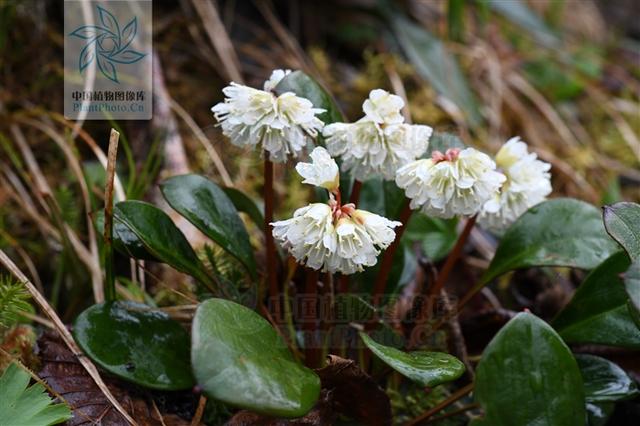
[432,148,461,163]
[329,199,356,221]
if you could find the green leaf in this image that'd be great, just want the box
[359,332,464,387]
[603,202,640,260]
[222,186,264,227]
[487,0,559,48]
[191,298,320,417]
[0,275,31,328]
[73,301,194,390]
[586,402,614,426]
[624,260,640,313]
[575,354,639,403]
[274,70,344,125]
[161,174,257,279]
[404,213,458,262]
[553,252,640,348]
[0,363,72,426]
[472,312,585,426]
[390,14,482,126]
[113,200,211,285]
[94,210,157,261]
[334,294,375,323]
[482,198,620,284]
[426,132,466,157]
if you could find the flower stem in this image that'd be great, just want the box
[428,215,477,299]
[103,129,120,302]
[371,199,413,305]
[264,156,278,309]
[412,215,477,328]
[304,269,320,367]
[349,179,363,205]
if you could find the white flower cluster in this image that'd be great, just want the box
[211,69,324,163]
[396,148,506,219]
[323,89,432,181]
[272,147,401,274]
[478,137,552,231]
[212,68,552,236]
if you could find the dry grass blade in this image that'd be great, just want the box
[18,117,103,303]
[191,0,243,83]
[44,112,126,202]
[168,97,233,187]
[0,249,138,426]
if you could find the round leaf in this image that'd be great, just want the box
[603,202,640,260]
[473,312,586,426]
[161,174,257,278]
[575,354,639,403]
[553,252,640,348]
[73,301,194,390]
[359,332,464,387]
[482,198,620,284]
[113,200,211,285]
[191,299,320,418]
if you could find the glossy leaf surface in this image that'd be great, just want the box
[222,186,264,227]
[94,209,157,261]
[73,301,194,390]
[161,174,257,278]
[191,298,320,418]
[576,354,639,402]
[482,198,619,284]
[553,252,640,348]
[472,313,585,426]
[359,332,464,387]
[603,202,640,260]
[113,200,211,285]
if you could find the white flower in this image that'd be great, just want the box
[271,204,401,274]
[396,147,506,219]
[478,137,552,231]
[272,203,336,271]
[295,147,340,191]
[263,69,291,91]
[323,90,432,180]
[211,70,324,163]
[362,89,405,125]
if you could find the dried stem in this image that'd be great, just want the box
[372,199,413,305]
[190,395,207,426]
[406,382,474,426]
[264,156,279,309]
[104,129,120,302]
